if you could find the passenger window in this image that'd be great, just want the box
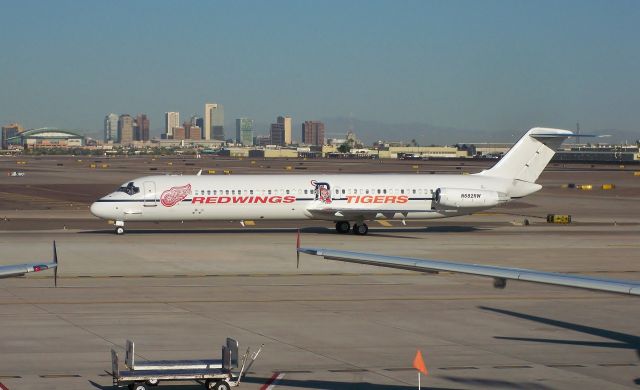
[412,189,416,194]
[377,189,381,194]
[342,189,345,194]
[225,190,229,195]
[268,190,272,195]
[401,189,405,194]
[250,190,253,195]
[366,189,370,194]
[383,189,387,194]
[207,190,211,195]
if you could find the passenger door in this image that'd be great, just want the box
[143,181,157,207]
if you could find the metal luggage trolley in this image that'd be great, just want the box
[111,337,262,390]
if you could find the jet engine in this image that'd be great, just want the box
[433,188,503,208]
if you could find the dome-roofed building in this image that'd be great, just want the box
[6,128,85,148]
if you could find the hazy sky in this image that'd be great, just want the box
[1,0,639,141]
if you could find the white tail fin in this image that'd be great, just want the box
[479,127,573,183]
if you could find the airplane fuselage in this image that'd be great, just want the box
[90,173,539,224]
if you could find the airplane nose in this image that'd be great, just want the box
[90,201,111,219]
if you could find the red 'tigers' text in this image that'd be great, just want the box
[345,195,408,204]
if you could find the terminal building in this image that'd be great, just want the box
[553,145,640,163]
[5,128,85,148]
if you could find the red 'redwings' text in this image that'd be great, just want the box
[192,195,296,204]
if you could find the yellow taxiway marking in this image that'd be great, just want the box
[377,220,393,227]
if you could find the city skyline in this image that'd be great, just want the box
[1,1,639,144]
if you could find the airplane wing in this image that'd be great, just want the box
[306,207,432,220]
[0,241,58,286]
[297,247,640,296]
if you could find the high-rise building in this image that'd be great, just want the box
[1,123,23,149]
[195,117,204,131]
[204,103,224,140]
[270,122,285,146]
[104,113,118,142]
[188,126,202,140]
[255,135,271,147]
[235,118,254,146]
[135,114,150,141]
[302,121,325,146]
[118,114,134,144]
[173,126,186,140]
[164,112,180,138]
[278,115,292,144]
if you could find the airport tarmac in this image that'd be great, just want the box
[1,156,639,389]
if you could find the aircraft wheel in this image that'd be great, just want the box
[353,223,368,235]
[115,226,125,235]
[146,378,159,386]
[207,380,231,390]
[128,383,147,390]
[335,221,351,234]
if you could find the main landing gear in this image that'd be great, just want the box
[352,223,369,235]
[334,221,369,235]
[335,221,350,234]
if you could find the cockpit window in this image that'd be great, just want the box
[117,182,140,196]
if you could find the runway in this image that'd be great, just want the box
[1,156,640,389]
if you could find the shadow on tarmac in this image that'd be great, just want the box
[242,376,456,389]
[90,378,455,390]
[480,306,640,353]
[479,306,640,385]
[440,376,552,389]
[80,225,483,236]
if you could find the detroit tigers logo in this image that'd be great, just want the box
[160,184,192,207]
[311,180,332,204]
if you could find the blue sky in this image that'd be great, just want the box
[1,0,639,142]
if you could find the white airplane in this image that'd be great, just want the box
[91,127,572,235]
[296,237,640,296]
[0,241,58,286]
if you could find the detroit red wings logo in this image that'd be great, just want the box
[160,184,192,207]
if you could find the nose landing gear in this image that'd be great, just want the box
[114,221,125,235]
